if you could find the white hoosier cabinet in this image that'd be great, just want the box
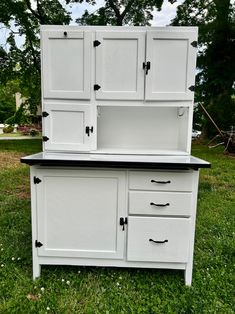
[21,26,210,286]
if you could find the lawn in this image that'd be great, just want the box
[0,139,234,313]
[0,133,23,138]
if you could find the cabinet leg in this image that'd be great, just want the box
[184,265,192,286]
[33,263,41,280]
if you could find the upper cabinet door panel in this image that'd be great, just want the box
[145,30,197,101]
[95,31,145,100]
[42,30,91,99]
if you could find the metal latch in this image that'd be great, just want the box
[143,61,151,75]
[85,126,93,136]
[120,217,128,231]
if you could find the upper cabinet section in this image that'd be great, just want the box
[95,31,145,100]
[41,26,198,102]
[42,30,91,99]
[145,30,197,101]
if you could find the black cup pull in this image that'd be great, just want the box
[151,180,171,184]
[64,31,67,37]
[149,239,168,244]
[150,202,170,207]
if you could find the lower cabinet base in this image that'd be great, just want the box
[30,166,200,287]
[33,257,193,286]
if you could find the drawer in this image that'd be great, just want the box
[129,191,192,217]
[129,171,193,192]
[127,217,190,263]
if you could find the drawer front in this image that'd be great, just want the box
[129,191,192,216]
[129,171,193,192]
[127,217,190,263]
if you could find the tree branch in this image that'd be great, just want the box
[107,0,122,25]
[24,0,46,24]
[120,0,135,20]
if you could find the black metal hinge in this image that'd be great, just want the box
[94,84,101,91]
[120,217,128,231]
[93,40,101,47]
[35,240,43,248]
[188,85,195,92]
[42,111,49,117]
[42,136,49,142]
[143,61,151,75]
[191,41,198,48]
[85,126,93,137]
[34,176,42,184]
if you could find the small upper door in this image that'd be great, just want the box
[43,102,96,152]
[42,30,91,99]
[95,31,145,100]
[145,30,198,101]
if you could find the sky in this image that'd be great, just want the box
[62,0,184,26]
[0,0,184,50]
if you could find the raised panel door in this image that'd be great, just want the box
[42,30,91,99]
[43,102,96,152]
[95,31,145,100]
[36,169,126,259]
[145,30,197,100]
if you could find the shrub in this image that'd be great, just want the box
[18,125,30,135]
[3,125,14,133]
[29,128,39,137]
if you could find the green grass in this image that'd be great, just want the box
[0,140,234,313]
[0,133,23,137]
[0,133,42,138]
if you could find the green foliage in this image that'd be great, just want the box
[2,125,14,133]
[172,0,235,135]
[73,0,165,26]
[0,81,18,123]
[0,142,234,313]
[5,104,30,125]
[29,128,39,137]
[0,0,71,117]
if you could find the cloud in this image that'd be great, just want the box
[151,0,184,26]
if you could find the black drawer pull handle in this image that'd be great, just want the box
[149,239,168,244]
[151,180,171,184]
[150,202,170,207]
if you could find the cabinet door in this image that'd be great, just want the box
[42,30,91,99]
[145,30,197,101]
[43,102,96,152]
[95,31,145,100]
[36,169,126,259]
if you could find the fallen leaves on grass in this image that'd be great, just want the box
[0,152,23,170]
[26,294,40,301]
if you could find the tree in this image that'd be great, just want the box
[0,81,18,123]
[67,0,174,26]
[0,0,71,118]
[172,0,235,135]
